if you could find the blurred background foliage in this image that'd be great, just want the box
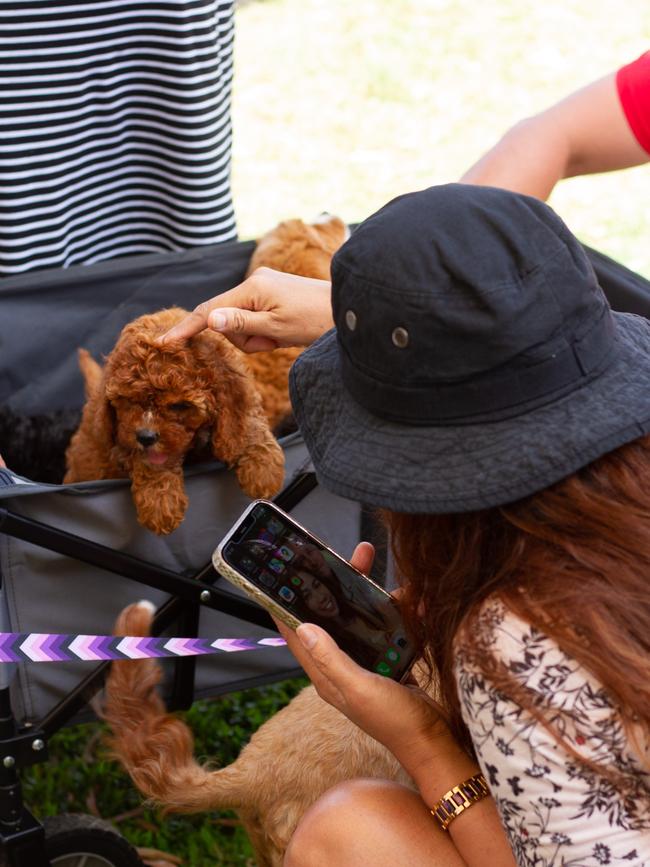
[23,2,650,865]
[232,0,650,275]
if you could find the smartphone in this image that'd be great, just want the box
[213,500,416,682]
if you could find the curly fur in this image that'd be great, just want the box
[64,309,284,535]
[104,602,415,867]
[64,215,348,535]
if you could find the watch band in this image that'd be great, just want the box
[431,771,490,831]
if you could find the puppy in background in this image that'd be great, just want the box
[240,214,348,432]
[247,213,348,278]
[64,216,348,534]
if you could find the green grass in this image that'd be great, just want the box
[22,2,650,864]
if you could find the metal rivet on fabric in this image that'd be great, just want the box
[392,326,409,348]
[345,309,357,331]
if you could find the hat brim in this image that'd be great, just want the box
[289,312,650,513]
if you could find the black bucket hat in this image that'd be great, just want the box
[289,183,650,513]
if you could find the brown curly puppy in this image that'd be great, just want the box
[64,310,285,535]
[64,215,348,535]
[104,601,415,867]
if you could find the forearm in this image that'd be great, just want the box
[278,619,514,863]
[460,115,571,201]
[461,73,648,201]
[396,735,516,867]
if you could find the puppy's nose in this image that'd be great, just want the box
[136,429,159,447]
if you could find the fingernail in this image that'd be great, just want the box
[209,312,227,330]
[297,625,318,649]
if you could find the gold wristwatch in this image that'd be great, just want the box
[431,771,490,831]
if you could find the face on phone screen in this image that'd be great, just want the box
[221,502,416,680]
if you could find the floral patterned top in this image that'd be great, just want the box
[455,602,650,866]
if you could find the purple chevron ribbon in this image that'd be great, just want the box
[0,633,287,664]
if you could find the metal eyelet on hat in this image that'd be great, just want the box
[391,326,409,348]
[345,309,357,331]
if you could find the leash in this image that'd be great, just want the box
[0,632,287,664]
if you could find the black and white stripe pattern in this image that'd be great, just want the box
[0,0,237,276]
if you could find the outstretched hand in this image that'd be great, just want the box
[159,267,333,352]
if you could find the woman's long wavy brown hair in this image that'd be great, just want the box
[383,434,650,759]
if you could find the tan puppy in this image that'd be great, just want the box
[238,214,348,424]
[104,601,415,867]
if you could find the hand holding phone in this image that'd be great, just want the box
[213,500,416,681]
[275,617,454,779]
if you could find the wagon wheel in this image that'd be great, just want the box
[43,815,145,867]
[0,814,145,867]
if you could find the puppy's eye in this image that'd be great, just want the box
[168,402,193,411]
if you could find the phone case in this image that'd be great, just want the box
[212,545,303,631]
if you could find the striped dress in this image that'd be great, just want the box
[0,0,237,276]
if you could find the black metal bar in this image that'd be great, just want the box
[0,809,50,867]
[0,470,319,738]
[167,601,200,712]
[0,689,21,830]
[273,471,318,511]
[0,508,272,627]
[0,689,51,865]
[0,690,16,742]
[0,516,275,737]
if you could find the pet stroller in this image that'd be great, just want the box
[0,239,649,866]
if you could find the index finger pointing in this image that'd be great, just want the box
[158,308,211,344]
[158,282,253,344]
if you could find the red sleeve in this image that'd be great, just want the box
[616,51,650,154]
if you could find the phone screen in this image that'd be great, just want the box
[220,502,416,680]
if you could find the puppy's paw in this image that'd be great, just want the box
[132,484,189,535]
[236,441,285,499]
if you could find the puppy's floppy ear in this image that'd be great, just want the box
[195,332,285,499]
